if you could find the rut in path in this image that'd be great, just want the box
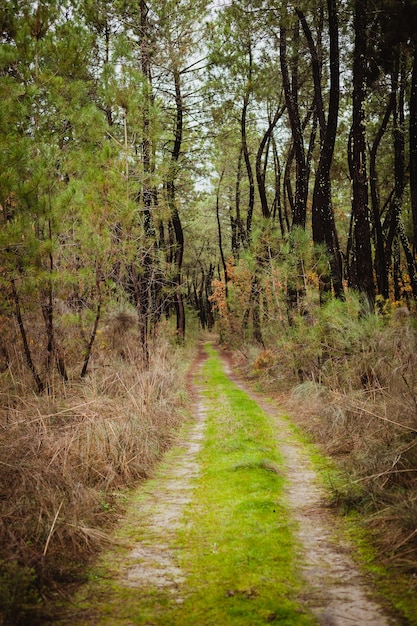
[70,346,396,625]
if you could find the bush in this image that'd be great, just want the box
[0,561,40,626]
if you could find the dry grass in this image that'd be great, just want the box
[0,315,188,624]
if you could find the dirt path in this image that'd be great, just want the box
[69,345,397,625]
[120,348,209,598]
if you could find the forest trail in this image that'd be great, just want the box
[63,344,397,626]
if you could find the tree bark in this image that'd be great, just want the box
[216,170,228,298]
[242,77,255,242]
[10,279,44,394]
[280,25,308,228]
[388,55,417,299]
[256,104,285,220]
[167,66,185,340]
[409,49,417,252]
[41,228,68,385]
[80,272,102,378]
[271,134,287,236]
[140,0,155,238]
[349,0,374,308]
[301,0,343,299]
[234,145,245,253]
[369,94,394,299]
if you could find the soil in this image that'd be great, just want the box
[78,345,398,625]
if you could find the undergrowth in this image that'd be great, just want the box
[0,314,189,625]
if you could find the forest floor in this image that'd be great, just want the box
[56,342,401,625]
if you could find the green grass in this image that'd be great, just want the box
[59,344,315,625]
[159,344,314,625]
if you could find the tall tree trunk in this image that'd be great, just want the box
[135,0,157,359]
[41,225,68,385]
[241,55,255,243]
[284,144,295,220]
[216,170,228,298]
[280,25,308,228]
[300,0,343,299]
[256,104,285,220]
[349,0,374,308]
[251,276,263,346]
[10,279,44,394]
[80,271,102,378]
[140,0,155,238]
[369,95,394,299]
[410,49,417,253]
[167,66,185,340]
[271,134,287,236]
[234,145,246,253]
[390,54,417,299]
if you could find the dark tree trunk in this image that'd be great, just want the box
[369,94,393,299]
[300,0,343,300]
[10,279,44,394]
[242,91,255,242]
[242,276,263,345]
[167,66,185,341]
[127,1,157,359]
[205,264,215,329]
[251,276,263,346]
[255,104,285,220]
[271,134,287,236]
[216,170,228,298]
[81,273,102,378]
[41,233,68,385]
[410,49,417,253]
[234,145,246,253]
[383,56,417,301]
[393,238,401,301]
[284,144,295,220]
[139,0,155,238]
[41,289,68,385]
[349,0,374,308]
[280,25,308,228]
[390,55,417,299]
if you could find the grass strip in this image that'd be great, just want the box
[163,344,314,625]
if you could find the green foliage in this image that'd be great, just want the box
[251,289,384,386]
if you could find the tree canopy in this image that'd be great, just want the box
[2,0,417,384]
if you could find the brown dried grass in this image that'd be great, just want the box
[0,318,187,623]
